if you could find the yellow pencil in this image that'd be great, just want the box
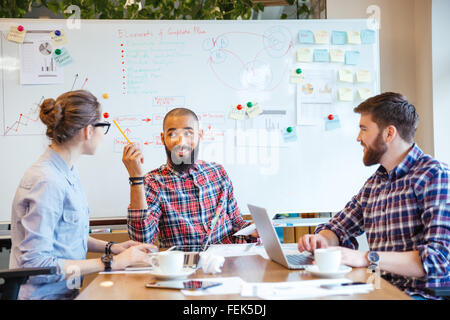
[113,119,131,144]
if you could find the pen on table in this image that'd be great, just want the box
[113,119,132,144]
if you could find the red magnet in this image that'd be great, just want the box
[103,112,110,119]
[17,25,24,32]
[328,114,334,120]
[237,104,243,110]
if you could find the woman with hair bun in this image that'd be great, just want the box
[9,90,156,300]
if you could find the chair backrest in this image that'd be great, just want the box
[0,267,57,300]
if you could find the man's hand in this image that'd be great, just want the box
[297,233,329,253]
[122,143,145,177]
[330,246,369,268]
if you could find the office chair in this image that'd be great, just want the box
[0,267,56,300]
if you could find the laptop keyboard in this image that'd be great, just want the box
[286,254,313,266]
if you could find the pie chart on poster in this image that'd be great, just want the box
[39,42,52,56]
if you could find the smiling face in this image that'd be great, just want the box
[161,114,203,172]
[357,113,388,166]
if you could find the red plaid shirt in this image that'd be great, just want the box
[127,160,254,248]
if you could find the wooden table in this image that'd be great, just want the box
[77,255,411,300]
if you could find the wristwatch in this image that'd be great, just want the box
[101,254,113,272]
[367,251,380,273]
[129,176,144,186]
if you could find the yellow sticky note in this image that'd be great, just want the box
[229,104,246,120]
[358,88,373,100]
[338,69,353,83]
[50,30,68,47]
[347,31,361,45]
[338,88,354,102]
[296,48,313,62]
[246,102,263,119]
[356,69,371,83]
[7,26,27,43]
[330,49,345,63]
[290,69,304,84]
[314,30,329,44]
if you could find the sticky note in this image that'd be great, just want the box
[345,51,360,65]
[314,30,329,44]
[298,30,314,44]
[283,127,298,142]
[347,31,361,45]
[229,105,245,120]
[361,29,376,44]
[246,102,263,119]
[330,49,345,63]
[338,88,354,102]
[7,26,27,43]
[50,30,68,47]
[290,69,304,84]
[356,69,371,83]
[296,48,313,62]
[331,31,347,45]
[338,69,353,83]
[313,49,329,62]
[325,115,341,131]
[358,88,373,100]
[52,47,73,67]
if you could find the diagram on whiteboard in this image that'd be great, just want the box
[204,26,293,92]
[3,96,45,136]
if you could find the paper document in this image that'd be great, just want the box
[234,223,256,236]
[20,30,64,84]
[241,279,373,300]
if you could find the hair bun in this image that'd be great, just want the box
[39,98,56,127]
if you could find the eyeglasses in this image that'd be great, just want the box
[93,121,111,135]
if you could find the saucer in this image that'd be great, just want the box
[148,267,196,280]
[305,265,352,278]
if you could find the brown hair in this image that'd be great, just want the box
[354,92,418,143]
[39,90,101,144]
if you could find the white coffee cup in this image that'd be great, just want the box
[149,251,185,274]
[314,248,342,273]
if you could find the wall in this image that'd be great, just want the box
[326,0,435,156]
[432,0,450,165]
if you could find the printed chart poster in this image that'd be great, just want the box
[298,69,334,104]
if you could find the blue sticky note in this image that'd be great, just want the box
[331,31,347,45]
[52,47,73,67]
[283,127,298,143]
[325,115,341,131]
[361,29,376,44]
[298,30,314,44]
[345,51,360,65]
[313,49,329,62]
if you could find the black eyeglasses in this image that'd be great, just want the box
[93,121,111,135]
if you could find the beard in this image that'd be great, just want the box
[362,131,388,166]
[164,144,200,173]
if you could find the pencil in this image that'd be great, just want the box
[113,119,132,144]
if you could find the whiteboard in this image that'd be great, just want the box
[0,19,379,223]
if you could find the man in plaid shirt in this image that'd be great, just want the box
[298,92,449,299]
[122,108,257,249]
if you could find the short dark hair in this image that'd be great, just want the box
[163,108,199,130]
[353,92,418,143]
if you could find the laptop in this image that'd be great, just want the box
[248,204,314,270]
